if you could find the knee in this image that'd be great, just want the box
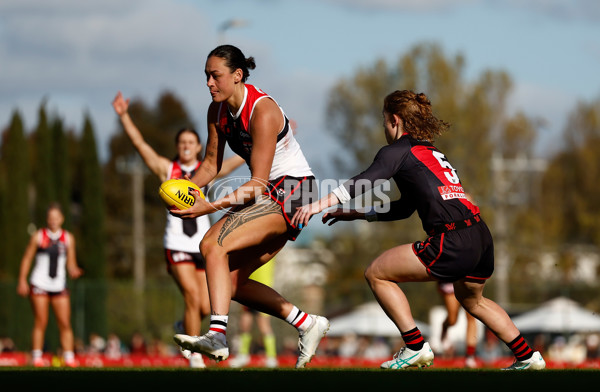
[364,265,377,287]
[459,298,482,315]
[200,236,225,263]
[199,236,213,257]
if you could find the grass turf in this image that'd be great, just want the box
[2,367,599,391]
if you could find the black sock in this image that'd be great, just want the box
[401,327,424,351]
[507,334,533,361]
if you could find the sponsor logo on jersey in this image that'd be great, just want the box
[438,185,466,200]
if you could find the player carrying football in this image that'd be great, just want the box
[171,45,329,368]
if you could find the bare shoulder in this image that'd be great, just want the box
[207,101,220,123]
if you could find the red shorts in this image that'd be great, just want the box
[413,221,494,282]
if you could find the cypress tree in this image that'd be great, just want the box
[79,112,108,338]
[0,110,32,346]
[51,117,72,230]
[0,111,31,278]
[31,101,57,226]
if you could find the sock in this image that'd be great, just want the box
[466,344,476,358]
[63,351,75,363]
[32,349,43,361]
[401,327,425,351]
[507,334,533,361]
[209,315,228,341]
[238,332,251,355]
[263,334,277,359]
[285,306,313,332]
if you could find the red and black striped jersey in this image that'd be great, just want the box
[342,133,480,234]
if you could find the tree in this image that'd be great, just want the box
[0,110,32,346]
[30,101,57,226]
[322,42,540,308]
[79,112,108,338]
[51,117,72,230]
[539,98,600,246]
[0,110,31,278]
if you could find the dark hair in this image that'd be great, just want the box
[208,45,256,82]
[173,128,202,161]
[383,90,450,142]
[175,128,201,145]
[47,202,63,215]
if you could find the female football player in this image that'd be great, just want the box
[171,45,329,368]
[112,92,244,367]
[17,203,83,367]
[292,90,545,371]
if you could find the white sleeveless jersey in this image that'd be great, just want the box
[163,161,212,252]
[217,84,313,180]
[29,228,69,292]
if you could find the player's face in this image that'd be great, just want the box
[177,131,201,164]
[47,208,64,232]
[205,56,238,103]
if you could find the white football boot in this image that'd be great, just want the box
[188,352,206,368]
[380,342,434,369]
[295,315,330,368]
[228,354,250,368]
[502,351,546,370]
[174,332,229,362]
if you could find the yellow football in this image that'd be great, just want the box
[158,179,205,210]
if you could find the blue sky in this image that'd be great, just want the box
[1,0,599,184]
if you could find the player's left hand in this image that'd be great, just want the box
[322,208,361,226]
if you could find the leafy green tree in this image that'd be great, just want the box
[540,98,600,246]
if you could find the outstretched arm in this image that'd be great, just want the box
[112,91,171,181]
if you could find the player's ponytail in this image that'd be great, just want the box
[383,90,449,142]
[208,45,255,82]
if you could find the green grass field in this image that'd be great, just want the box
[2,367,599,391]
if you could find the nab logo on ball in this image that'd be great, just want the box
[159,179,205,210]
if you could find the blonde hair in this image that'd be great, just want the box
[383,90,449,142]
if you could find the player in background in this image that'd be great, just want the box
[229,258,278,368]
[292,90,546,371]
[17,203,83,367]
[438,281,478,367]
[171,45,329,369]
[437,192,479,368]
[112,92,244,368]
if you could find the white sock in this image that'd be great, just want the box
[209,315,228,342]
[285,306,313,333]
[63,350,74,362]
[32,349,42,360]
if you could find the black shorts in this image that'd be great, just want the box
[413,221,494,282]
[264,175,318,241]
[164,249,206,273]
